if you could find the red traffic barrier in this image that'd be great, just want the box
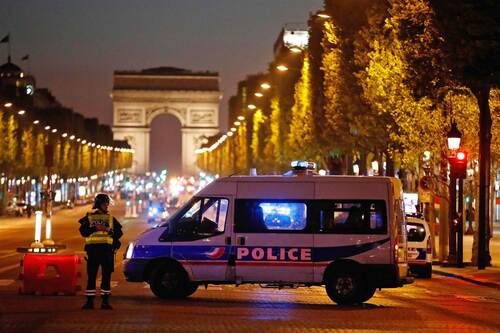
[19,254,81,295]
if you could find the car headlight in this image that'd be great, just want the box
[125,242,134,259]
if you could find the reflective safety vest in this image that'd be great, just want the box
[85,211,114,245]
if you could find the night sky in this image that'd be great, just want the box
[1,0,323,174]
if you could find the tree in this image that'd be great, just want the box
[430,0,500,268]
[4,115,18,176]
[21,127,35,176]
[287,54,315,161]
[263,96,282,171]
[251,109,266,169]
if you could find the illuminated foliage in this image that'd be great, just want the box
[4,115,18,174]
[287,54,314,161]
[356,0,445,170]
[235,122,248,173]
[251,109,266,166]
[263,96,282,170]
[21,127,35,175]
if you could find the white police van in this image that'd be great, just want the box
[406,217,432,278]
[124,162,412,305]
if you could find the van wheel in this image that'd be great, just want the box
[149,264,197,299]
[421,264,432,279]
[325,270,364,305]
[358,285,376,303]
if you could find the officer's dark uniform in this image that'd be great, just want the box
[79,194,123,310]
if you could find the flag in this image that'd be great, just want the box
[21,54,29,61]
[0,34,9,43]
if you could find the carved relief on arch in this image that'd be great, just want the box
[123,135,137,148]
[146,107,187,126]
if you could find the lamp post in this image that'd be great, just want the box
[446,121,462,266]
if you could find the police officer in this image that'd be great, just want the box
[79,194,123,310]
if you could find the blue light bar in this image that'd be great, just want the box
[290,160,316,170]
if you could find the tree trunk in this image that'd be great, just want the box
[345,153,354,175]
[359,150,368,176]
[385,153,395,177]
[471,84,492,269]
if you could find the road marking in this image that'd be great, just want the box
[0,262,20,274]
[0,279,15,286]
[0,251,19,260]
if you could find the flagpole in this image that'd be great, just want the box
[7,32,11,62]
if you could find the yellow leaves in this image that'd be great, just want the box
[251,109,267,164]
[287,53,314,160]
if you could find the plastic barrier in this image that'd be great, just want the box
[19,254,81,295]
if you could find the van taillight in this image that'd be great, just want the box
[394,243,399,264]
[426,236,432,254]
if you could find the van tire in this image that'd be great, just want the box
[358,285,376,303]
[325,269,364,305]
[421,264,432,279]
[149,263,197,299]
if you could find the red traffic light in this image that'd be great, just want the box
[450,150,468,179]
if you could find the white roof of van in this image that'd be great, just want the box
[196,175,401,199]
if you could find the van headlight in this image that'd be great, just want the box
[125,242,134,259]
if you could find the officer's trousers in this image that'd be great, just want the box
[84,246,114,297]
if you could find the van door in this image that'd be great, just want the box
[168,196,234,282]
[233,182,314,283]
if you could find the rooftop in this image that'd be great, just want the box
[114,66,218,77]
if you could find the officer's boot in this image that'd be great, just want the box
[81,296,95,310]
[101,294,113,310]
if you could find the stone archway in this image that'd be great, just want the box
[111,67,221,175]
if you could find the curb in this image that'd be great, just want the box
[432,269,500,290]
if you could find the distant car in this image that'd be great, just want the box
[406,217,432,278]
[6,200,29,216]
[147,204,169,225]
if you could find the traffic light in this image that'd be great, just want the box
[450,150,468,179]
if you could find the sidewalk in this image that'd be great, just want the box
[431,224,500,289]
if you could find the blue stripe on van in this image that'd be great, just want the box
[133,238,389,262]
[313,238,390,262]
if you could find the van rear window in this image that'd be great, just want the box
[317,200,387,234]
[406,223,426,242]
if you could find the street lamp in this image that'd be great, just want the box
[260,82,271,90]
[276,65,289,72]
[247,104,256,110]
[446,121,464,267]
[447,121,462,150]
[315,10,331,19]
[254,92,263,97]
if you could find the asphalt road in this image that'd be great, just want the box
[0,202,499,333]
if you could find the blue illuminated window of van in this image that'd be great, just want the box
[258,202,307,230]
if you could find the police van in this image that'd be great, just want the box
[124,162,413,305]
[406,216,432,278]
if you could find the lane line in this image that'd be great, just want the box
[0,262,20,274]
[0,251,19,260]
[0,279,15,286]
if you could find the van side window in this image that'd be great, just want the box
[235,200,308,232]
[170,197,228,240]
[318,200,386,234]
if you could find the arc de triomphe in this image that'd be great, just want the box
[112,67,220,175]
